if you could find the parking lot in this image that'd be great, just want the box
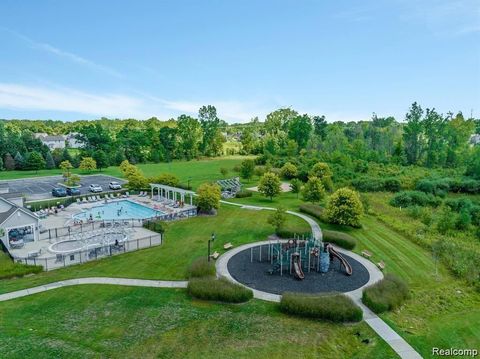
[1,175,127,201]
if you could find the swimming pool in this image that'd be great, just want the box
[73,200,165,221]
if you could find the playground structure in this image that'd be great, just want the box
[250,234,353,280]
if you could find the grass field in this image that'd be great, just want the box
[0,156,251,190]
[0,205,310,294]
[0,286,396,359]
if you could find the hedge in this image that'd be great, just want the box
[235,190,253,198]
[351,177,401,192]
[322,230,356,250]
[362,274,410,313]
[299,203,324,220]
[187,257,216,278]
[187,277,253,303]
[0,260,43,279]
[280,292,363,322]
[389,191,442,208]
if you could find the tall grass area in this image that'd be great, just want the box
[188,277,253,303]
[362,274,410,313]
[0,252,42,279]
[280,292,362,322]
[187,257,216,278]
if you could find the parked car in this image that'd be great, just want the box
[52,187,67,197]
[89,184,103,193]
[109,181,122,190]
[66,187,81,196]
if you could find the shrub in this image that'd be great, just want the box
[143,219,166,233]
[240,159,255,179]
[415,178,450,197]
[362,274,410,313]
[187,257,216,278]
[235,190,253,198]
[187,277,253,303]
[280,162,298,179]
[325,188,364,228]
[323,230,356,249]
[0,258,43,279]
[351,177,401,192]
[150,173,180,187]
[280,292,362,322]
[299,203,324,220]
[196,183,221,213]
[390,191,441,208]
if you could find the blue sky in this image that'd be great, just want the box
[0,0,479,123]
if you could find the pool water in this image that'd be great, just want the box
[74,200,164,221]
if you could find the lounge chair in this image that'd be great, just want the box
[223,242,233,250]
[138,191,144,197]
[125,192,130,197]
[76,198,81,204]
[362,250,372,258]
[210,251,220,260]
[82,197,88,203]
[110,194,115,199]
[377,260,385,271]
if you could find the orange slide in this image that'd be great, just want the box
[327,244,353,276]
[292,253,305,280]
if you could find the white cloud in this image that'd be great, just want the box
[4,28,122,78]
[0,83,269,122]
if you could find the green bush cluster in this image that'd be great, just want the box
[187,257,216,278]
[299,203,325,220]
[362,274,410,313]
[415,178,450,197]
[323,230,356,250]
[235,190,253,198]
[0,260,43,279]
[351,177,401,192]
[390,191,442,208]
[415,178,480,195]
[143,219,166,233]
[187,277,253,303]
[280,292,363,322]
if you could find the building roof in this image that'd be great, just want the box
[42,135,66,142]
[0,197,37,225]
[0,207,16,224]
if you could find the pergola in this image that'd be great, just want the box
[149,183,195,205]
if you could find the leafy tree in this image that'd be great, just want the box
[3,153,15,170]
[466,147,480,179]
[265,108,298,135]
[126,171,148,190]
[423,108,446,167]
[310,162,333,190]
[267,206,287,234]
[177,115,202,160]
[45,151,56,169]
[66,174,81,187]
[79,157,97,172]
[325,188,364,228]
[199,105,224,156]
[60,160,73,176]
[0,157,3,171]
[240,159,255,179]
[114,150,126,166]
[119,159,132,174]
[313,115,327,139]
[403,102,424,165]
[150,173,180,187]
[196,183,221,213]
[301,176,325,204]
[258,172,281,201]
[61,148,73,164]
[288,114,312,149]
[220,167,229,178]
[25,151,46,173]
[14,152,25,170]
[280,162,298,179]
[290,178,302,198]
[159,126,177,161]
[93,150,109,171]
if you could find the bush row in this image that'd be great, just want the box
[416,178,480,195]
[351,177,401,192]
[187,277,253,303]
[235,190,253,198]
[362,274,410,313]
[187,257,216,278]
[390,191,442,208]
[0,261,43,279]
[299,203,324,220]
[323,230,357,250]
[280,292,363,322]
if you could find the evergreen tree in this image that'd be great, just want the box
[45,151,56,169]
[25,151,46,173]
[3,153,15,170]
[14,152,25,170]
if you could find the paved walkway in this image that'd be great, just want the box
[0,277,188,302]
[218,200,422,359]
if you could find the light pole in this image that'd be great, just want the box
[208,232,215,262]
[187,177,192,190]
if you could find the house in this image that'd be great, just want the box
[470,134,480,146]
[66,133,84,149]
[35,134,67,150]
[0,194,39,250]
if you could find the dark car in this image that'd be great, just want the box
[66,187,81,196]
[52,187,67,197]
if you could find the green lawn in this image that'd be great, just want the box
[0,156,251,191]
[0,205,310,294]
[0,286,396,359]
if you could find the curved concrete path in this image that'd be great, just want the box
[0,277,188,302]
[218,200,422,359]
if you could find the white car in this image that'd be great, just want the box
[89,184,103,193]
[109,181,122,190]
